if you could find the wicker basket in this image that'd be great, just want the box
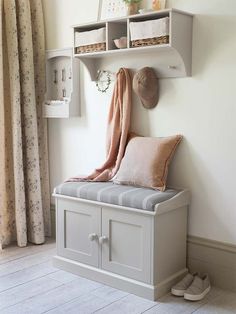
[76,42,106,54]
[131,35,169,48]
[130,17,169,48]
[75,27,106,54]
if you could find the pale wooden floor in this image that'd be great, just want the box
[1,240,236,314]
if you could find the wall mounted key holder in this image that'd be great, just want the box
[43,48,80,118]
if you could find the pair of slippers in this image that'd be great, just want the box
[171,273,211,301]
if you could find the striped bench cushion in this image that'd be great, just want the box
[54,182,178,212]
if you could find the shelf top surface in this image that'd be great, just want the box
[72,8,193,29]
[46,47,73,59]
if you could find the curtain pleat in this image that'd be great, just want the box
[30,0,51,237]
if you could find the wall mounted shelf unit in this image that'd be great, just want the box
[43,48,80,118]
[72,9,193,81]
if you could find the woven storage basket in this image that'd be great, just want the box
[75,27,106,54]
[130,17,169,48]
[76,42,106,54]
[132,35,169,48]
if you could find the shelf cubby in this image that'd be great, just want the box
[107,21,128,50]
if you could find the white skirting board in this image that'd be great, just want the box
[187,236,236,292]
[53,255,188,300]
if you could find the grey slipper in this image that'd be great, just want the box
[171,273,196,296]
[184,274,211,301]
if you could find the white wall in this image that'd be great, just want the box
[42,0,236,245]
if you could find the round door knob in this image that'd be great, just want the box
[88,233,97,241]
[99,236,108,244]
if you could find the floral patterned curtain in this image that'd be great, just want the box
[0,0,50,249]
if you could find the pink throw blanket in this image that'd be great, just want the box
[67,67,132,182]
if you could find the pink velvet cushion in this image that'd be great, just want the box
[113,135,183,191]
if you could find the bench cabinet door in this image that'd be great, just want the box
[101,207,152,283]
[57,199,101,267]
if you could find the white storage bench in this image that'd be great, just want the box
[53,181,190,300]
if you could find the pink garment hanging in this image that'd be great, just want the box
[67,67,132,182]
